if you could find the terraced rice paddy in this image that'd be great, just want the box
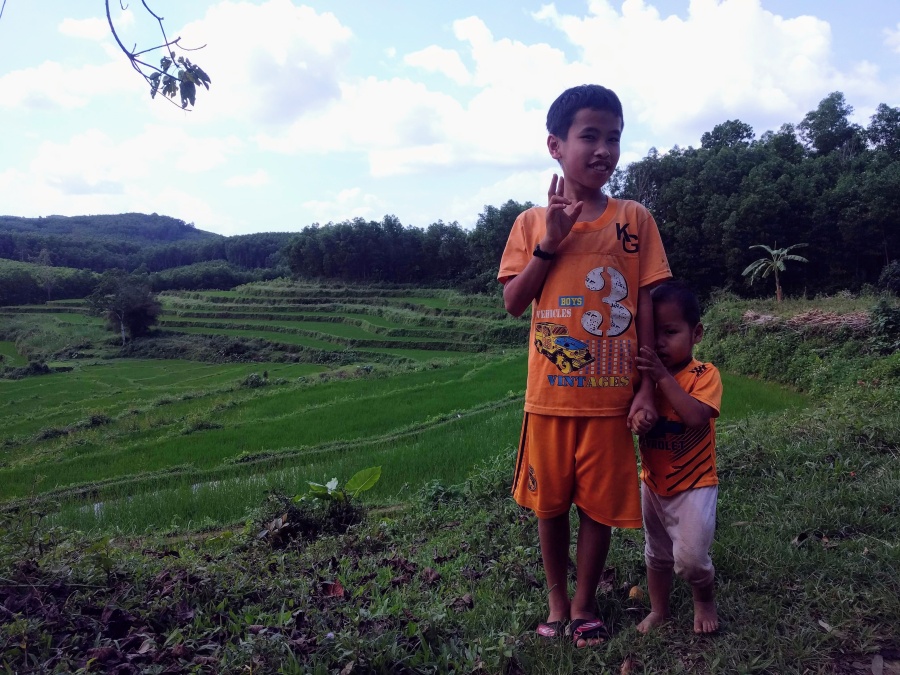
[0,281,806,534]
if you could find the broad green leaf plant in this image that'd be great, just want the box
[742,243,809,302]
[298,466,382,504]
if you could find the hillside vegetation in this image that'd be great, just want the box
[1,291,897,673]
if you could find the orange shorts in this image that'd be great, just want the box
[511,413,642,528]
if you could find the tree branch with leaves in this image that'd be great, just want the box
[105,0,211,109]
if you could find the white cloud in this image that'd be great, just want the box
[58,8,134,41]
[255,76,466,158]
[404,46,471,85]
[0,124,242,234]
[446,170,549,228]
[0,60,135,110]
[26,127,239,190]
[176,0,353,126]
[531,0,872,143]
[224,169,270,187]
[212,0,889,185]
[58,17,109,41]
[301,187,385,223]
[0,164,220,232]
[886,23,900,54]
[254,15,562,177]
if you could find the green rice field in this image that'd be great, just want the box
[0,281,808,534]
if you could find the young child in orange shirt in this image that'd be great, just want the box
[632,280,722,634]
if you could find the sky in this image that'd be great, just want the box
[1,0,899,237]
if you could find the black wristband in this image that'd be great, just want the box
[533,244,555,260]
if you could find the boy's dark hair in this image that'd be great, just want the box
[546,84,624,139]
[651,280,702,327]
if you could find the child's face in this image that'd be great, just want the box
[653,300,703,372]
[548,108,622,192]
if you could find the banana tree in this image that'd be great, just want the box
[742,243,809,302]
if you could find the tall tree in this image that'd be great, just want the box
[466,200,531,292]
[700,120,754,151]
[866,104,900,158]
[798,92,863,156]
[33,248,55,301]
[87,272,162,345]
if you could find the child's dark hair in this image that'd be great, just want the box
[546,84,624,139]
[651,280,702,327]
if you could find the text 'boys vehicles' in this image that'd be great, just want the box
[533,322,595,374]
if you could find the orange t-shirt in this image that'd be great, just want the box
[639,359,722,496]
[498,199,671,416]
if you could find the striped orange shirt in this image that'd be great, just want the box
[639,359,722,496]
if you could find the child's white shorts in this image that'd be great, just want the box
[642,483,717,588]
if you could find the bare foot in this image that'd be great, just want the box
[636,611,668,634]
[693,599,718,633]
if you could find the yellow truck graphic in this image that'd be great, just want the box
[534,322,595,374]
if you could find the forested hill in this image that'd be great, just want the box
[0,213,217,244]
[0,213,294,279]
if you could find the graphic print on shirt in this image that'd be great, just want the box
[640,417,715,494]
[534,265,633,385]
[533,322,594,374]
[581,266,633,337]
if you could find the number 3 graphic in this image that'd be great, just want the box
[580,266,633,337]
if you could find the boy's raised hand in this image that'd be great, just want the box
[544,174,583,248]
[635,346,668,383]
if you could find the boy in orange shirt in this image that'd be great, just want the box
[498,84,671,646]
[632,280,722,634]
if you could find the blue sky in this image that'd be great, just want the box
[1,0,898,236]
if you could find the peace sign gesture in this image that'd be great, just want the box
[544,173,583,250]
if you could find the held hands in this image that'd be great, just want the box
[627,388,658,436]
[543,174,583,250]
[629,408,655,435]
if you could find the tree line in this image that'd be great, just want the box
[1,91,898,306]
[283,92,899,298]
[610,92,900,297]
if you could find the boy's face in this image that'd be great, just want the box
[653,300,703,372]
[547,108,622,192]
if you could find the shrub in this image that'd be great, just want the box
[240,372,267,388]
[878,260,900,294]
[2,360,51,380]
[869,298,900,354]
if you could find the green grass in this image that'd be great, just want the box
[0,356,527,502]
[720,372,808,418]
[15,361,806,536]
[3,290,896,673]
[49,399,525,532]
[161,316,468,346]
[0,341,26,366]
[4,381,897,673]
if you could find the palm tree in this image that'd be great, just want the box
[742,243,809,302]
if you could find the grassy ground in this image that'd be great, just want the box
[1,289,897,673]
[1,378,896,673]
[0,341,26,367]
